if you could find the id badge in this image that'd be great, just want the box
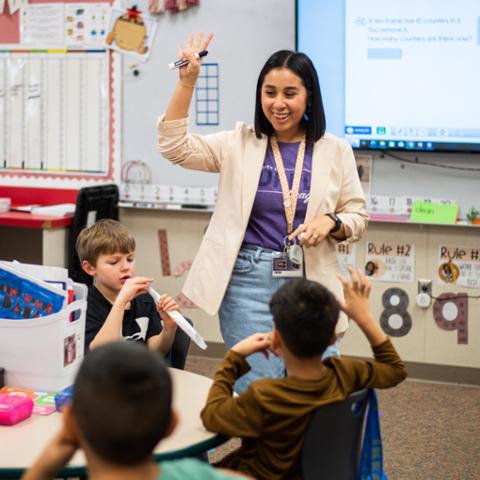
[272,249,303,277]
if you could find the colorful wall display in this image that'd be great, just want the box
[336,242,356,277]
[437,244,480,288]
[364,241,415,282]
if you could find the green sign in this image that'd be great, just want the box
[410,201,458,224]
[376,127,386,135]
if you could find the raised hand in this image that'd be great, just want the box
[336,267,372,321]
[177,32,214,87]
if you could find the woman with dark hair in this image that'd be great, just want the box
[157,33,367,392]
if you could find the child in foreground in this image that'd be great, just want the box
[201,268,407,480]
[21,342,249,480]
[76,219,178,353]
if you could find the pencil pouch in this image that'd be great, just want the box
[0,393,34,425]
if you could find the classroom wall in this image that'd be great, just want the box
[122,0,296,188]
[118,1,479,374]
[120,207,480,372]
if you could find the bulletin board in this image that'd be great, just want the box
[0,0,118,188]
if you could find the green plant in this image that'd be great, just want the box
[466,206,479,222]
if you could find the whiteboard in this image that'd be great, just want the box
[121,0,296,188]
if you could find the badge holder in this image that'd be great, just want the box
[272,236,304,277]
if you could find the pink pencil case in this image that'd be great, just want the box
[0,393,34,425]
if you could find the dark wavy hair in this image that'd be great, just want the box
[254,50,326,143]
[270,278,339,358]
[73,342,172,466]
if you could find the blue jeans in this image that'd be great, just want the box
[219,244,340,393]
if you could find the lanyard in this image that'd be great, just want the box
[270,135,306,234]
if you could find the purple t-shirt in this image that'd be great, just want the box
[243,141,313,251]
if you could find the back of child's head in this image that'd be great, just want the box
[72,341,172,466]
[269,278,340,358]
[76,219,135,266]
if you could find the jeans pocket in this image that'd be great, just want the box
[232,252,253,273]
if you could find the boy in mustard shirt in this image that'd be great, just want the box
[201,269,407,480]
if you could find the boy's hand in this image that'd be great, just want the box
[156,294,179,331]
[337,267,372,324]
[115,277,154,307]
[232,332,273,359]
[22,427,78,480]
[337,267,388,347]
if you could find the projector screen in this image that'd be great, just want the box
[297,0,480,153]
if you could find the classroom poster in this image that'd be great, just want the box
[437,244,480,288]
[364,241,415,282]
[7,0,27,15]
[336,243,357,277]
[65,3,110,48]
[105,6,157,61]
[354,154,372,195]
[20,4,65,44]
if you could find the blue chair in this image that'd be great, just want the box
[301,389,369,480]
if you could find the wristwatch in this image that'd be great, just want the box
[326,213,342,233]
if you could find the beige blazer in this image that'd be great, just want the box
[157,116,368,333]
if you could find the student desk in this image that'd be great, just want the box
[0,186,77,267]
[0,211,73,267]
[0,368,226,478]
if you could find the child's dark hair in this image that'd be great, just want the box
[72,342,172,466]
[269,278,339,358]
[254,50,326,143]
[76,219,135,267]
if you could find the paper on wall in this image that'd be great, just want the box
[65,3,110,48]
[20,3,65,44]
[7,0,27,15]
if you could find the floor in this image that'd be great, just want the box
[185,356,480,480]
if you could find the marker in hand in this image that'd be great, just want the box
[148,287,207,350]
[168,50,208,69]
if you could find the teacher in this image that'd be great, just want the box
[157,33,368,392]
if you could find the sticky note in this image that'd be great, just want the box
[409,201,458,224]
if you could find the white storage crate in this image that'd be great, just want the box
[0,283,87,392]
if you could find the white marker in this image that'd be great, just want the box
[148,287,207,350]
[168,50,208,69]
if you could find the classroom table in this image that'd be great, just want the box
[0,211,73,267]
[0,368,226,478]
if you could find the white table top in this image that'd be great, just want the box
[0,368,225,478]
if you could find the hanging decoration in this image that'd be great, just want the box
[148,0,199,15]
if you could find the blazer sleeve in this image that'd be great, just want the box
[156,115,236,173]
[333,141,369,242]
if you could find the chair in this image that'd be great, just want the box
[301,389,369,480]
[67,184,119,284]
[168,317,193,370]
